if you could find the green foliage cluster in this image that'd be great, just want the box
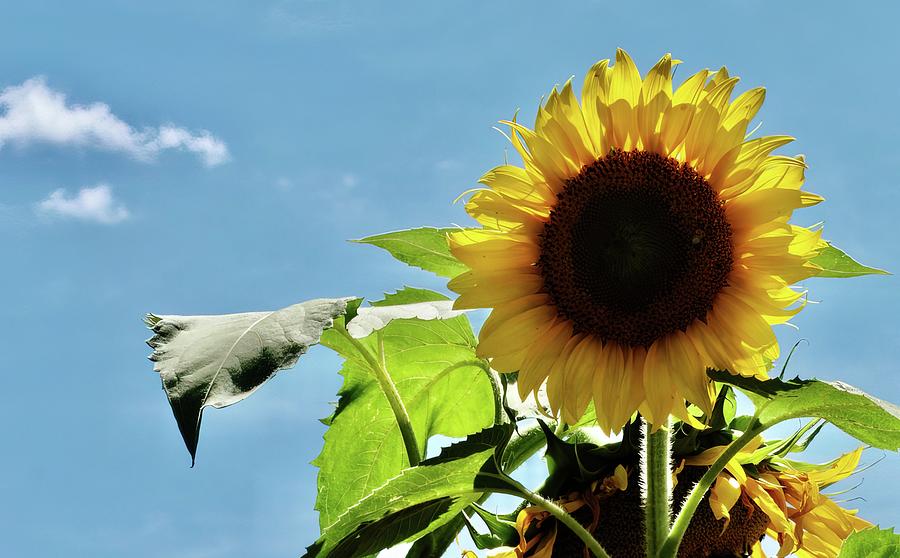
[144,227,897,557]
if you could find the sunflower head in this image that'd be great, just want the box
[497,463,769,558]
[449,49,825,431]
[492,448,869,558]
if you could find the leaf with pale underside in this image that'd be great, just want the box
[811,243,889,278]
[145,297,351,463]
[346,299,467,338]
[353,227,471,278]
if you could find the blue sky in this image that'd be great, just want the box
[1,1,898,557]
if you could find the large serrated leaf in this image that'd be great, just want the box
[811,243,889,278]
[838,527,900,557]
[145,297,350,463]
[353,227,470,278]
[313,287,494,531]
[709,370,900,450]
[304,448,496,558]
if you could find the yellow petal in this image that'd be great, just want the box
[561,335,601,423]
[642,336,676,426]
[479,164,556,206]
[613,464,629,490]
[608,48,642,148]
[477,303,557,358]
[638,53,673,152]
[710,474,742,528]
[545,334,584,417]
[581,59,611,149]
[807,447,864,487]
[659,69,709,154]
[518,319,574,396]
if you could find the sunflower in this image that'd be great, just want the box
[687,446,871,557]
[449,49,825,431]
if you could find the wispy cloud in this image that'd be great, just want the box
[0,77,229,166]
[37,184,129,224]
[265,0,354,35]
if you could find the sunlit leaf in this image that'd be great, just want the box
[144,298,351,463]
[838,527,900,557]
[811,243,889,278]
[313,288,495,531]
[354,227,470,278]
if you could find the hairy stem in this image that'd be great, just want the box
[338,327,421,466]
[643,417,672,557]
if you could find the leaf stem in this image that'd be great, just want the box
[643,417,672,557]
[658,421,762,558]
[485,365,506,425]
[500,476,611,558]
[338,327,421,466]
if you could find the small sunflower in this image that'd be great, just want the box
[449,49,825,431]
[486,448,868,558]
[688,447,871,558]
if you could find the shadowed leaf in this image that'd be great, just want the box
[304,447,496,557]
[709,370,900,450]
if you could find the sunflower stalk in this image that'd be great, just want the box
[643,417,673,557]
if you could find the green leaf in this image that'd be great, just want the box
[353,227,470,278]
[838,527,900,557]
[307,427,513,557]
[811,243,889,278]
[144,298,351,463]
[313,287,495,531]
[305,450,490,557]
[470,504,519,547]
[371,286,448,306]
[709,371,900,450]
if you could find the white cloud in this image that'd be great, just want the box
[274,176,294,191]
[37,184,129,224]
[0,77,229,166]
[435,159,461,171]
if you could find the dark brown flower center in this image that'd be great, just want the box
[550,466,769,558]
[538,149,733,347]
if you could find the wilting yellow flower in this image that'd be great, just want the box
[449,49,824,431]
[497,465,630,558]
[699,447,871,557]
